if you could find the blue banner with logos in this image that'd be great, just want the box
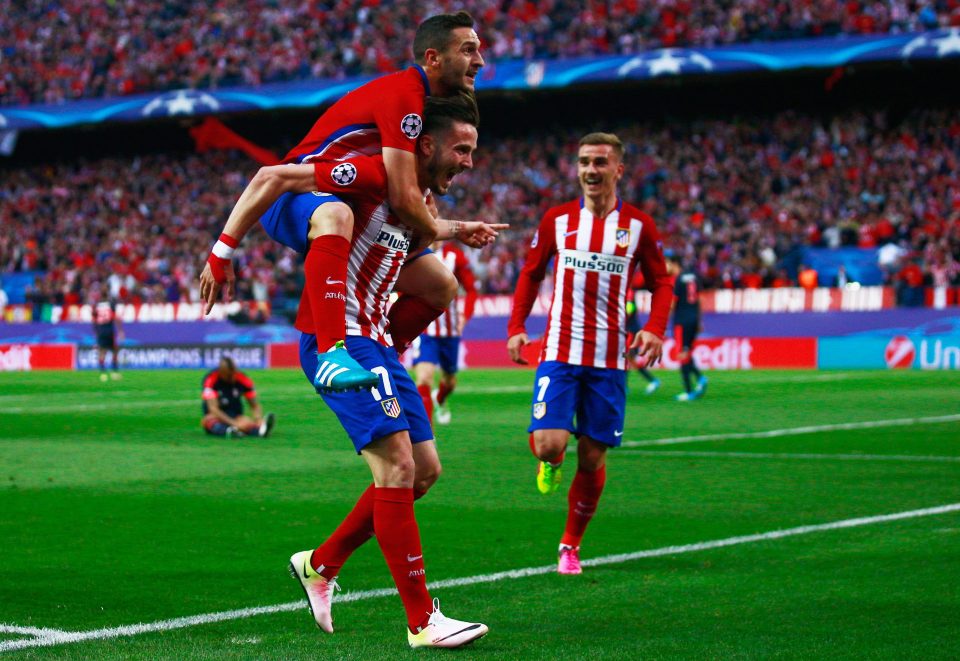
[2,30,959,132]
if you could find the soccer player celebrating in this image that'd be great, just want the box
[665,251,708,401]
[286,94,490,648]
[199,11,486,392]
[507,133,673,575]
[412,240,477,425]
[201,356,276,438]
[92,286,122,381]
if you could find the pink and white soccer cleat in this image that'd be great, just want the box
[557,545,582,575]
[289,550,339,632]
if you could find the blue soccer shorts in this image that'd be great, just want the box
[299,333,433,453]
[412,335,461,374]
[260,191,344,254]
[527,360,627,447]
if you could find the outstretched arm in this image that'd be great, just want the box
[200,164,317,314]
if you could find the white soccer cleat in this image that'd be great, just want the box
[644,378,660,395]
[99,372,109,382]
[289,550,339,633]
[407,598,488,648]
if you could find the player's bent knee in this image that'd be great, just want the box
[307,201,354,240]
[533,430,568,462]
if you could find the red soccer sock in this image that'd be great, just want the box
[436,382,453,405]
[304,235,349,350]
[311,484,376,580]
[387,295,446,351]
[560,465,607,548]
[373,487,433,632]
[417,384,433,422]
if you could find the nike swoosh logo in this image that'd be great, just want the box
[326,277,345,285]
[302,558,312,579]
[407,554,423,562]
[614,430,624,437]
[563,229,578,237]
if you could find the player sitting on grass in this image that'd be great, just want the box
[201,356,276,438]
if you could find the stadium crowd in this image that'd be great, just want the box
[3,0,958,106]
[2,107,958,314]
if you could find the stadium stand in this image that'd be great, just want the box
[3,106,957,311]
[2,0,959,105]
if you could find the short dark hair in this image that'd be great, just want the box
[423,91,480,138]
[413,11,475,64]
[579,132,625,158]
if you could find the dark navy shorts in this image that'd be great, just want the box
[527,360,627,447]
[299,333,433,453]
[260,191,344,254]
[412,335,461,374]
[96,330,116,350]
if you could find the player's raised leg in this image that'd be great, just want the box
[390,254,457,352]
[302,202,378,391]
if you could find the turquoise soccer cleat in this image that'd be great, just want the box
[313,340,378,393]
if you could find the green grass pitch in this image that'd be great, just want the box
[1,368,958,659]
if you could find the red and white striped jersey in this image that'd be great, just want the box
[425,243,477,338]
[509,198,673,369]
[295,155,417,346]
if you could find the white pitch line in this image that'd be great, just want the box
[622,413,960,447]
[0,625,67,636]
[620,450,960,463]
[2,502,959,653]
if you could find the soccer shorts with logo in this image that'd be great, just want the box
[299,334,433,453]
[260,191,344,255]
[527,360,627,447]
[412,335,461,374]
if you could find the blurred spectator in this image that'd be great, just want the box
[2,106,959,308]
[0,0,954,106]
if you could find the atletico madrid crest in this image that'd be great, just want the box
[533,402,546,419]
[381,397,401,418]
[615,228,631,248]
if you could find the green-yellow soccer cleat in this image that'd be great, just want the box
[313,340,378,393]
[536,461,563,494]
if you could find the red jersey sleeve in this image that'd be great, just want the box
[454,249,478,322]
[235,372,257,400]
[373,73,425,152]
[508,212,558,337]
[633,216,673,338]
[202,372,218,400]
[313,154,387,201]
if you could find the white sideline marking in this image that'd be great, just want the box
[0,625,67,636]
[621,450,960,463]
[2,502,959,653]
[622,414,960,447]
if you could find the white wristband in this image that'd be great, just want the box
[211,240,235,259]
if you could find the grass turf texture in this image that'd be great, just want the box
[1,368,958,660]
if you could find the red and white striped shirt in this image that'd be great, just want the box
[295,155,418,346]
[509,198,673,369]
[425,243,477,338]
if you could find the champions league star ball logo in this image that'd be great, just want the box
[401,113,423,139]
[330,162,358,186]
[142,90,220,117]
